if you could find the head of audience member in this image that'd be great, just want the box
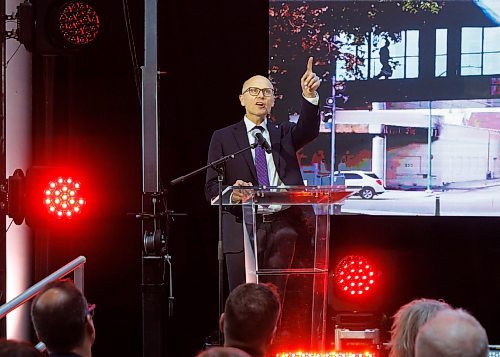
[389,298,451,357]
[31,279,95,357]
[220,283,281,357]
[197,346,252,357]
[0,339,43,357]
[415,308,489,357]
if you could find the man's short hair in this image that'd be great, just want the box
[415,308,489,357]
[223,283,281,344]
[31,279,89,353]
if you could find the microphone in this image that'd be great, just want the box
[252,130,272,154]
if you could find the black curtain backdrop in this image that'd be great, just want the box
[32,1,268,356]
[30,1,500,356]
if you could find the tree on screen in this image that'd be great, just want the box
[268,0,443,111]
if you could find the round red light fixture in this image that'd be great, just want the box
[334,255,377,297]
[43,177,85,219]
[56,1,100,47]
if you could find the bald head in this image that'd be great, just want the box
[36,287,71,308]
[415,309,488,357]
[31,279,92,354]
[241,75,273,94]
[239,75,275,123]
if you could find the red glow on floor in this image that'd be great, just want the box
[275,352,376,357]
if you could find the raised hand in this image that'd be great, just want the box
[301,57,321,98]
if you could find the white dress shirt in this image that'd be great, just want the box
[243,117,283,188]
[238,93,319,212]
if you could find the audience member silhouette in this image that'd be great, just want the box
[0,339,43,357]
[197,346,252,357]
[415,308,489,357]
[220,283,281,357]
[31,279,95,357]
[388,298,451,357]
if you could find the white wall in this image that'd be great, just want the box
[432,125,490,184]
[386,124,500,187]
[5,0,32,340]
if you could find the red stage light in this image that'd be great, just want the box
[5,167,89,227]
[42,177,85,219]
[334,256,377,297]
[56,1,100,46]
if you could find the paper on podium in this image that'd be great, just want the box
[210,186,233,206]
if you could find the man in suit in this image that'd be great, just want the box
[205,57,321,292]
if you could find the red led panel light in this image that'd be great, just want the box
[334,256,377,297]
[43,177,85,219]
[56,1,100,46]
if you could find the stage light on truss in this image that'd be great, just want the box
[334,255,377,298]
[329,254,385,331]
[17,0,100,55]
[3,166,87,227]
[55,1,100,47]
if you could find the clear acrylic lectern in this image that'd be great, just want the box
[212,185,354,353]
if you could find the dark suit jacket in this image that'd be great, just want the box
[205,97,320,253]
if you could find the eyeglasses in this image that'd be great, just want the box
[87,303,96,318]
[242,87,274,97]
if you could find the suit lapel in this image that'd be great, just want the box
[232,120,258,183]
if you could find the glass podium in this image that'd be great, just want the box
[212,185,354,354]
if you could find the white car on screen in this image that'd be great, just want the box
[338,171,385,199]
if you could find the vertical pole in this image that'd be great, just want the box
[142,0,159,194]
[0,0,7,338]
[329,74,336,184]
[141,0,163,357]
[435,195,440,216]
[371,136,386,183]
[73,265,84,293]
[426,101,432,191]
[487,131,490,177]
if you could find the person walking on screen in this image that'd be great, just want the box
[374,39,393,79]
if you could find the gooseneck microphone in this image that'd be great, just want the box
[252,129,272,154]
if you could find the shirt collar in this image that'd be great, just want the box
[244,116,267,133]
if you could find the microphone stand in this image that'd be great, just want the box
[170,142,257,346]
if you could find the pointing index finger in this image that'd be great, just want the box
[306,57,313,73]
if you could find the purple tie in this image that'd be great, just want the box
[253,126,270,186]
